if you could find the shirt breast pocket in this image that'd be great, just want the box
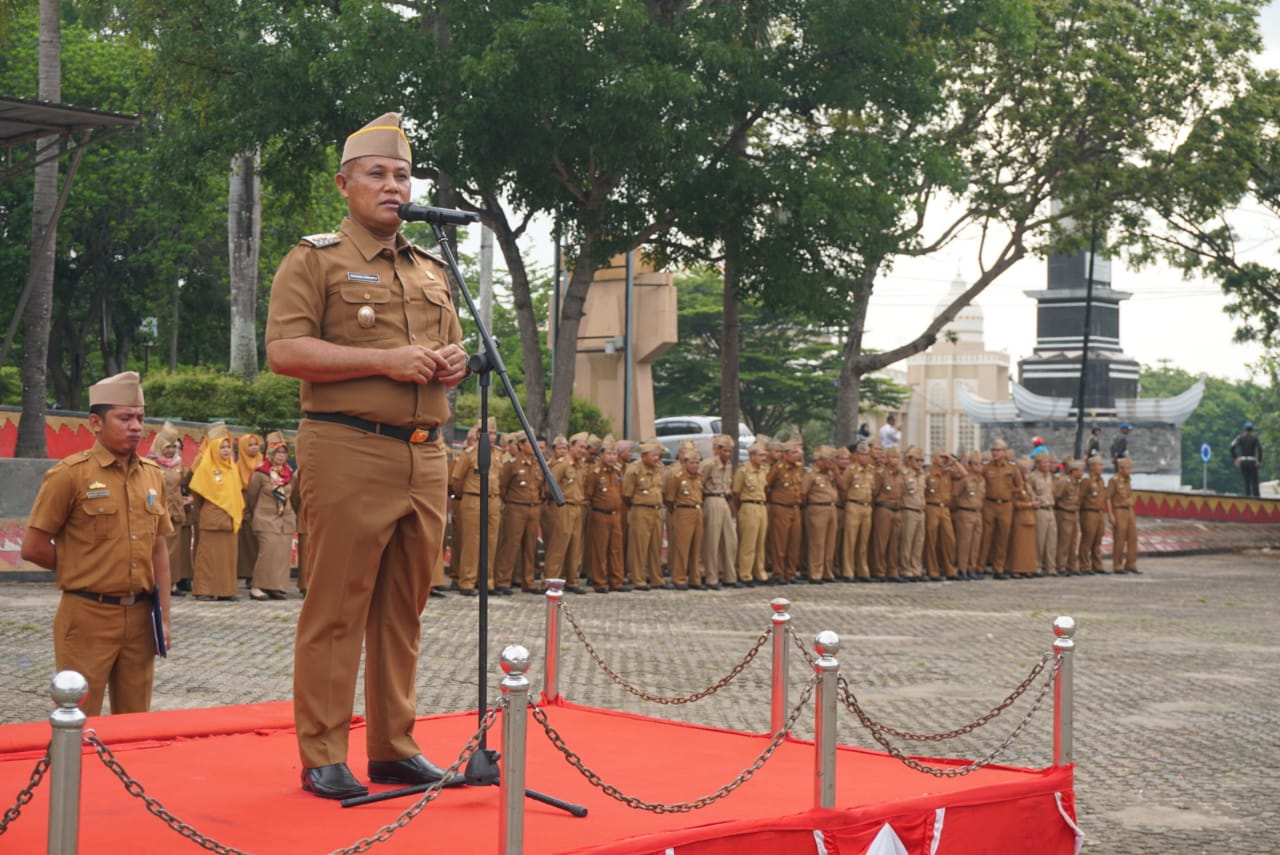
[83,499,119,540]
[419,286,453,348]
[338,283,392,342]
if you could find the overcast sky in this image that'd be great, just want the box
[449,5,1280,384]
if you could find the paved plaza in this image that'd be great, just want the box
[1,550,1278,853]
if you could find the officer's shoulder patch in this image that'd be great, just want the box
[137,456,161,469]
[410,244,446,265]
[301,232,342,248]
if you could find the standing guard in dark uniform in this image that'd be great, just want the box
[1230,421,1264,498]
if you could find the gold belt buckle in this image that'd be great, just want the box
[120,594,138,606]
[409,428,432,444]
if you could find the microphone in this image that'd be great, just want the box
[396,203,480,225]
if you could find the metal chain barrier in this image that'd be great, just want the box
[838,653,1063,778]
[0,748,50,836]
[559,602,772,704]
[82,707,500,855]
[851,650,1056,742]
[786,623,817,668]
[528,674,817,813]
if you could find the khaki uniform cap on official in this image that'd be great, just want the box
[601,437,617,452]
[749,441,769,454]
[154,420,180,448]
[813,445,835,460]
[1068,459,1085,471]
[569,432,589,445]
[990,438,1009,450]
[854,441,870,454]
[341,112,412,166]
[640,440,664,455]
[712,434,734,450]
[88,371,144,407]
[553,434,569,448]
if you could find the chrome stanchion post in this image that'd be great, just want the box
[770,597,791,735]
[47,671,88,855]
[813,630,840,809]
[1053,616,1076,767]
[499,645,532,855]
[543,579,565,704]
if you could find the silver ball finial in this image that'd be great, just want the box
[770,597,791,614]
[545,578,565,594]
[1053,616,1077,639]
[500,644,532,676]
[49,671,89,707]
[814,630,841,658]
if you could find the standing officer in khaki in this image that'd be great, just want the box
[665,448,706,588]
[1078,455,1108,573]
[899,447,927,580]
[979,438,1023,578]
[767,440,805,583]
[624,441,666,589]
[584,438,625,592]
[952,451,985,579]
[923,450,959,580]
[544,432,589,594]
[1054,458,1085,575]
[1105,456,1141,574]
[700,435,738,588]
[1026,452,1058,575]
[265,113,469,799]
[449,418,501,596]
[22,372,173,717]
[872,447,905,581]
[496,435,546,594]
[840,442,875,581]
[801,446,840,582]
[731,442,770,586]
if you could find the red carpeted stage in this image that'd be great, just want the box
[0,699,1079,854]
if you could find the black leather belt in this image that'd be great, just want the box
[307,412,438,444]
[591,508,618,515]
[954,507,978,513]
[740,499,765,504]
[704,493,725,498]
[1054,506,1076,512]
[1080,508,1101,513]
[1038,505,1053,510]
[903,507,922,513]
[508,501,541,507]
[633,504,662,510]
[926,502,948,508]
[67,589,152,606]
[807,502,835,507]
[875,504,901,511]
[985,497,1009,504]
[846,499,870,506]
[769,502,799,508]
[675,504,701,510]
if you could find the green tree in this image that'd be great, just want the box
[653,269,906,439]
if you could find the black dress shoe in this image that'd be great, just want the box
[495,587,513,596]
[368,754,463,787]
[301,763,368,799]
[460,588,479,597]
[430,588,447,598]
[567,585,588,594]
[594,587,609,594]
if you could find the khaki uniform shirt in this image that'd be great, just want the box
[28,442,174,595]
[1027,470,1056,509]
[1080,474,1107,511]
[665,470,705,508]
[699,457,734,498]
[953,470,985,510]
[873,465,906,508]
[450,445,502,497]
[1105,473,1134,510]
[842,462,875,506]
[801,467,840,506]
[1054,475,1083,511]
[767,461,805,506]
[551,457,586,506]
[982,460,1024,501]
[500,454,545,505]
[623,462,665,507]
[901,467,926,511]
[264,216,463,428]
[924,466,955,507]
[731,463,769,503]
[584,464,624,511]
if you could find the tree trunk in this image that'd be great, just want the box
[227,149,261,381]
[16,0,61,458]
[720,233,741,455]
[484,195,549,435]
[546,243,596,437]
[834,274,875,447]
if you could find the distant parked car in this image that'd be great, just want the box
[653,416,755,462]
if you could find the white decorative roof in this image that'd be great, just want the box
[937,274,984,345]
[1114,377,1205,424]
[956,381,1018,422]
[1011,382,1074,420]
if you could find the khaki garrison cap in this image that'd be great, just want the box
[88,371,144,407]
[154,420,180,448]
[341,112,412,165]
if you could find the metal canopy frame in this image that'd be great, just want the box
[0,94,139,183]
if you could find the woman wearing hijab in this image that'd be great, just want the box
[246,432,297,600]
[189,422,244,600]
[149,421,194,597]
[235,433,264,588]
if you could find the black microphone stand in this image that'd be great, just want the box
[343,218,585,818]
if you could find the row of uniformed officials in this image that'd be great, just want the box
[444,429,1143,596]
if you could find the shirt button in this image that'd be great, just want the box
[131,534,137,541]
[410,335,417,342]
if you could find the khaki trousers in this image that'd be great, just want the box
[294,421,445,768]
[872,506,901,578]
[1055,511,1079,572]
[841,503,873,579]
[670,507,705,585]
[804,505,838,580]
[736,503,768,582]
[1078,510,1104,571]
[457,494,502,591]
[54,593,155,716]
[543,503,584,586]
[627,505,664,586]
[924,506,956,579]
[587,508,624,590]
[899,508,925,577]
[768,505,802,581]
[954,509,982,574]
[980,501,1014,573]
[496,502,541,590]
[701,496,738,584]
[1111,508,1138,571]
[1035,508,1057,574]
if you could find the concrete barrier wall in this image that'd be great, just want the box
[1,458,58,572]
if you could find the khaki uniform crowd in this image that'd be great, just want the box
[441,430,1145,596]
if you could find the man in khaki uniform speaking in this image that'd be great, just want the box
[21,372,173,716]
[265,113,470,800]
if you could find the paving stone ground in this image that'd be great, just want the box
[1,550,1277,853]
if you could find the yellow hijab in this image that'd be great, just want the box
[236,433,263,487]
[188,435,245,531]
